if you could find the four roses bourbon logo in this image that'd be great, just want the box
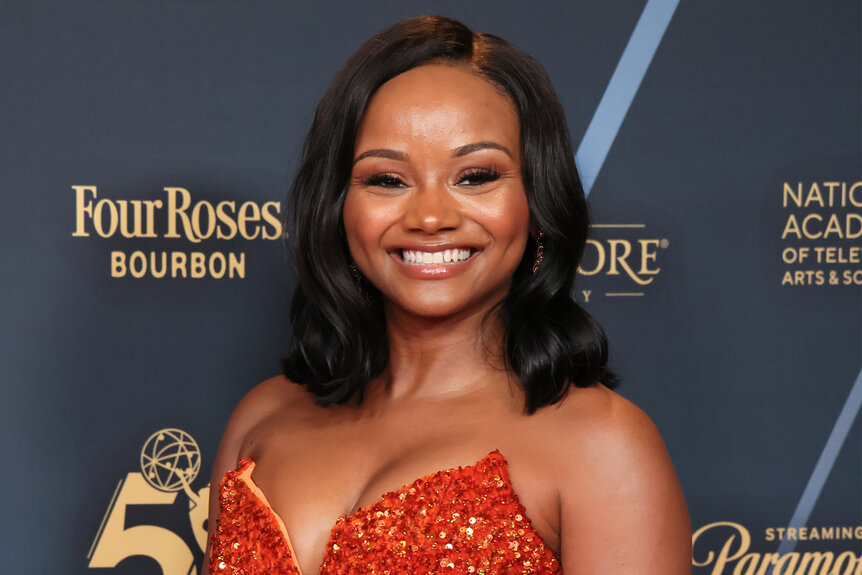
[89,429,210,575]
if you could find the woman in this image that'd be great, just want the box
[206,15,690,574]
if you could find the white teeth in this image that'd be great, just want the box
[400,249,474,265]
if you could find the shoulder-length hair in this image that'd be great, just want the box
[282,15,617,413]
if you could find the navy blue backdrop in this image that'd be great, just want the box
[1,1,860,573]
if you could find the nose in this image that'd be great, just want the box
[403,183,461,234]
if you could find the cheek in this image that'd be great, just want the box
[342,191,395,259]
[486,188,531,248]
[342,192,374,264]
[341,194,360,254]
[508,193,531,234]
[499,193,531,269]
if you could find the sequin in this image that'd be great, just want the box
[209,459,300,574]
[209,450,560,574]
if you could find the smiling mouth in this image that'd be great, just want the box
[400,248,477,265]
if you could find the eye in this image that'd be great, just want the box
[457,167,501,187]
[362,173,407,188]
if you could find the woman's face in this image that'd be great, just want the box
[343,64,530,320]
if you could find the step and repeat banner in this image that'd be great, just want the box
[2,1,859,573]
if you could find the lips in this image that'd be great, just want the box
[400,248,475,265]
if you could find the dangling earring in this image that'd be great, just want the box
[349,262,362,281]
[532,230,544,274]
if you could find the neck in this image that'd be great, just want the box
[370,301,512,404]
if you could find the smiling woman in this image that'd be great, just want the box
[344,64,529,315]
[206,15,691,575]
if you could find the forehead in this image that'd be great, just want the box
[356,64,520,153]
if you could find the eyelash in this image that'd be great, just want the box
[362,173,404,188]
[361,167,501,188]
[459,167,501,186]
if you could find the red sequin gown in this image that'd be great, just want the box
[209,450,561,574]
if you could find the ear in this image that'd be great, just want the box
[529,220,540,239]
[529,225,545,243]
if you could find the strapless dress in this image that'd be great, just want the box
[209,450,561,574]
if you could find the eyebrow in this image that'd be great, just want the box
[352,141,513,165]
[353,148,408,165]
[452,141,513,159]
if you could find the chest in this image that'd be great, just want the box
[238,412,561,573]
[213,453,561,574]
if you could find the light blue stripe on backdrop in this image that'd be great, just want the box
[773,364,862,560]
[575,0,681,196]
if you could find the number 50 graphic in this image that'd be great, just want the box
[89,429,210,575]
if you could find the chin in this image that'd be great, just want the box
[386,290,506,322]
[396,302,470,320]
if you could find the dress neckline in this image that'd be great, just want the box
[231,449,542,575]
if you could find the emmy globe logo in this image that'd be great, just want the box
[89,428,210,575]
[141,428,202,494]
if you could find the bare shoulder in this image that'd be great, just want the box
[541,384,691,574]
[204,375,312,564]
[212,375,312,472]
[545,384,667,461]
[229,375,310,436]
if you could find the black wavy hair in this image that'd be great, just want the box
[282,15,617,413]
